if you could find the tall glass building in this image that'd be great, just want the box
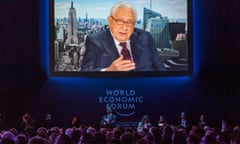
[144,8,171,49]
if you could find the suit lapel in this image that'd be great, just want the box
[101,29,143,61]
[130,30,142,62]
[102,30,119,59]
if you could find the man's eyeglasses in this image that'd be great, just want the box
[111,16,135,27]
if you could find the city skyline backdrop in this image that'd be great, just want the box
[54,0,187,21]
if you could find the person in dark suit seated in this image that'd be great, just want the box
[178,112,191,131]
[81,2,165,71]
[100,107,117,128]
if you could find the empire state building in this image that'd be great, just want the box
[65,1,78,45]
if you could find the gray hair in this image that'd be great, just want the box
[110,2,137,21]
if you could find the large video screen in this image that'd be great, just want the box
[49,0,192,77]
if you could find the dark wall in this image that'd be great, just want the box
[198,0,240,115]
[1,0,240,129]
[0,0,47,129]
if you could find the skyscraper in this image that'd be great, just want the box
[65,1,78,45]
[144,8,171,49]
[143,7,161,30]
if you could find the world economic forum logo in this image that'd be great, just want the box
[99,89,143,116]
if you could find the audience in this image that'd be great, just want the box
[42,113,55,129]
[0,113,240,144]
[20,112,36,131]
[198,114,208,129]
[100,107,117,129]
[158,116,168,129]
[179,112,191,130]
[71,116,80,129]
[137,115,152,133]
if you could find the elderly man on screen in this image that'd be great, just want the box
[81,2,165,71]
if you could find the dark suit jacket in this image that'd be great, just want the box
[100,113,117,128]
[81,28,165,71]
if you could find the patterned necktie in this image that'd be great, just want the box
[119,42,131,60]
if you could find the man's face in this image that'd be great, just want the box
[108,7,135,42]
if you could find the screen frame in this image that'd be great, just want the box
[49,0,193,77]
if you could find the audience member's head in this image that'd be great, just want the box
[1,138,15,144]
[105,130,113,143]
[161,125,173,143]
[9,128,18,136]
[112,127,125,139]
[65,128,73,138]
[23,125,36,138]
[120,132,134,144]
[135,138,148,144]
[187,134,201,144]
[54,133,73,144]
[2,131,16,142]
[109,137,122,144]
[148,127,162,143]
[216,131,231,144]
[16,133,28,144]
[37,127,49,139]
[70,129,81,144]
[173,130,187,144]
[230,131,240,144]
[86,127,96,136]
[28,136,49,144]
[94,132,106,144]
[201,133,216,144]
[48,132,59,144]
[79,133,95,144]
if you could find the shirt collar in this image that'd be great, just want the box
[110,31,130,46]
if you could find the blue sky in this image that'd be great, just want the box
[55,0,187,20]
